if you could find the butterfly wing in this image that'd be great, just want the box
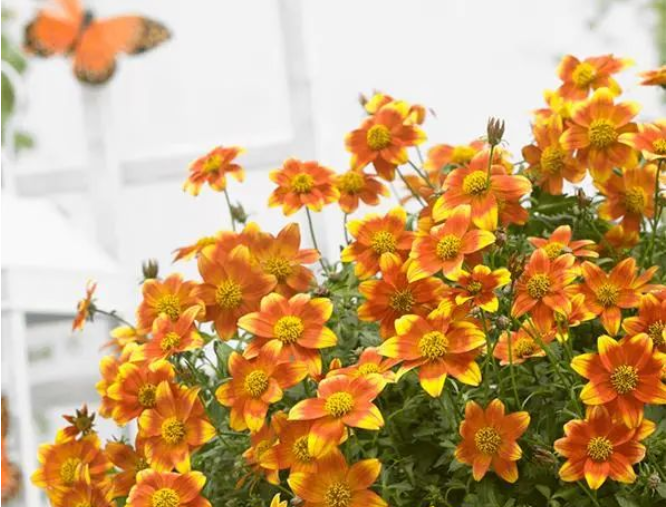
[24,0,83,56]
[73,16,171,85]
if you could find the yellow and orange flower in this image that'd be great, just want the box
[72,280,97,331]
[133,307,203,363]
[425,140,486,172]
[362,91,426,125]
[268,158,339,216]
[336,169,389,214]
[533,90,576,127]
[240,293,337,378]
[556,54,632,101]
[560,88,639,182]
[138,382,216,472]
[554,406,655,490]
[136,274,203,334]
[571,333,666,428]
[288,453,387,507]
[183,146,244,196]
[528,225,598,261]
[623,292,666,352]
[604,224,639,251]
[289,375,385,457]
[58,483,113,507]
[103,324,147,356]
[346,101,426,181]
[409,204,495,281]
[341,207,414,280]
[105,439,150,498]
[241,420,280,485]
[446,265,511,313]
[126,469,211,507]
[358,255,445,338]
[172,232,223,262]
[196,245,276,340]
[493,324,556,365]
[619,120,666,160]
[454,399,530,483]
[638,65,666,87]
[378,314,485,397]
[326,347,399,383]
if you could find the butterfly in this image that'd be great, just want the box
[24,0,171,85]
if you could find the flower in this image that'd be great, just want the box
[554,406,655,489]
[335,169,389,214]
[493,324,556,365]
[358,255,445,338]
[195,245,276,340]
[103,325,147,356]
[619,120,666,160]
[361,91,426,124]
[571,334,666,428]
[409,204,496,281]
[268,158,339,215]
[133,307,203,363]
[216,344,308,432]
[378,314,485,397]
[289,375,385,457]
[172,233,222,262]
[326,348,399,383]
[136,274,203,334]
[604,224,639,251]
[560,87,639,182]
[239,293,337,378]
[72,280,97,331]
[126,469,211,507]
[623,293,666,352]
[424,140,486,172]
[341,207,414,280]
[638,65,666,87]
[61,405,96,440]
[183,146,244,196]
[346,101,426,181]
[454,399,530,483]
[242,421,280,485]
[58,483,114,507]
[138,382,216,472]
[446,265,511,312]
[556,54,632,101]
[528,225,598,261]
[288,452,387,507]
[105,439,150,498]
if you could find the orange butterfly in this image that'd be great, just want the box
[24,0,171,84]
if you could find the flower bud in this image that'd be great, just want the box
[142,259,159,281]
[230,203,248,225]
[313,285,330,298]
[487,117,505,147]
[494,228,507,248]
[647,473,661,491]
[496,315,511,330]
[576,188,591,209]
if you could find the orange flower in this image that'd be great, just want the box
[619,120,666,160]
[126,469,210,507]
[172,233,222,262]
[560,88,639,182]
[493,324,556,365]
[195,245,276,340]
[446,265,511,312]
[216,344,307,432]
[638,65,666,87]
[424,140,486,172]
[289,375,385,457]
[72,280,97,331]
[138,382,216,472]
[288,453,387,507]
[554,406,655,490]
[528,225,598,261]
[362,91,426,124]
[241,420,280,485]
[576,258,657,336]
[103,325,147,356]
[268,158,339,216]
[571,334,666,428]
[326,347,399,383]
[58,483,114,507]
[378,314,485,397]
[433,150,532,231]
[511,249,578,331]
[183,146,244,196]
[604,224,639,251]
[533,90,576,127]
[335,169,389,213]
[133,308,203,363]
[358,255,445,338]
[454,399,530,483]
[623,293,666,352]
[341,207,414,280]
[408,204,495,281]
[136,274,203,334]
[346,101,426,181]
[596,163,657,233]
[240,293,337,378]
[556,54,632,101]
[105,439,150,498]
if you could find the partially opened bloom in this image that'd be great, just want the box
[378,314,485,397]
[72,280,97,331]
[424,140,486,172]
[240,293,337,378]
[183,146,244,196]
[268,158,339,215]
[493,324,556,365]
[454,399,530,483]
[289,375,385,457]
[336,170,389,213]
[126,469,211,507]
[619,120,666,160]
[639,65,666,87]
[138,382,216,472]
[105,439,150,498]
[571,334,666,428]
[341,207,414,279]
[242,420,280,485]
[346,101,426,181]
[408,204,496,281]
[326,347,399,383]
[623,293,666,352]
[136,274,203,334]
[133,307,203,363]
[554,406,654,490]
[556,54,632,101]
[528,225,598,261]
[446,265,511,312]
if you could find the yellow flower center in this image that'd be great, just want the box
[436,234,462,261]
[244,370,270,398]
[586,436,613,462]
[324,392,354,418]
[264,256,293,282]
[389,289,415,313]
[467,281,483,294]
[526,273,551,299]
[596,283,619,308]
[366,125,392,151]
[610,364,639,395]
[462,171,489,196]
[155,294,182,321]
[202,154,222,174]
[273,316,304,344]
[474,427,502,455]
[572,62,597,88]
[589,119,618,149]
[161,332,182,352]
[624,187,646,214]
[451,145,477,165]
[325,482,353,507]
[291,173,315,194]
[215,280,242,309]
[419,331,449,360]
[370,230,397,254]
[653,138,666,155]
[151,488,180,507]
[540,146,566,175]
[60,457,82,485]
[76,502,92,507]
[648,321,665,347]
[338,171,365,194]
[138,383,157,408]
[161,417,186,445]
[358,363,381,376]
[291,436,313,463]
[543,242,564,260]
[514,337,537,358]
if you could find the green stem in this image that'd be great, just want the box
[576,481,600,507]
[343,213,351,244]
[92,308,133,328]
[223,188,237,232]
[396,167,426,206]
[505,328,521,409]
[305,207,328,273]
[407,159,436,190]
[648,158,664,265]
[480,311,501,402]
